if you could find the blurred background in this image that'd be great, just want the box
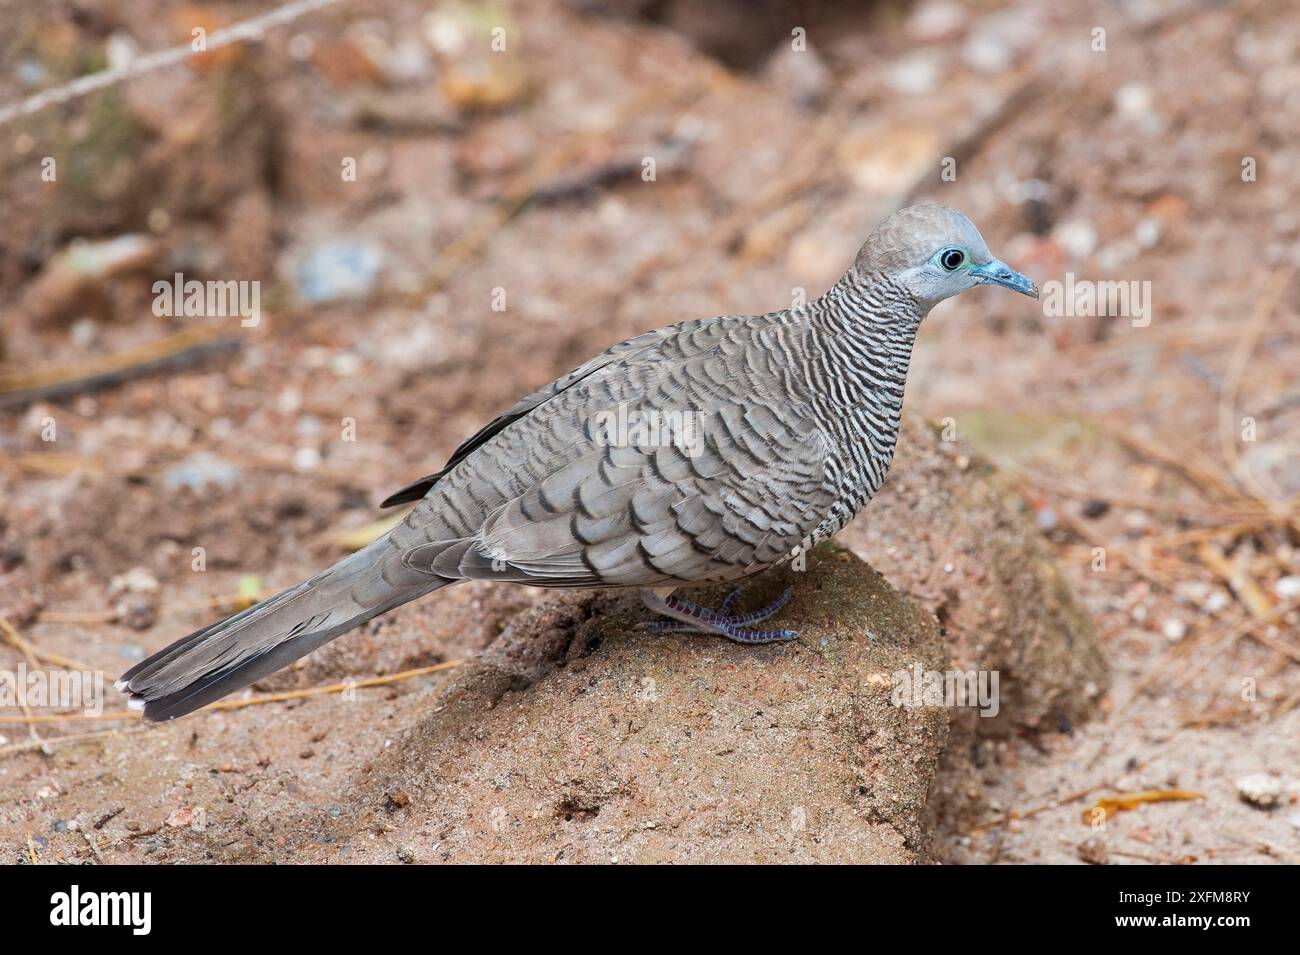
[0,0,1297,863]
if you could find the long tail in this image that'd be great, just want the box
[117,537,444,722]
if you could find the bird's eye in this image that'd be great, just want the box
[939,248,966,271]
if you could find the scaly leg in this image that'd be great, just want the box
[637,586,798,644]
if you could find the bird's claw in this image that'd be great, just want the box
[638,587,799,644]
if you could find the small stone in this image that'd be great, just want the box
[1082,499,1111,519]
[1236,773,1284,809]
[109,567,160,596]
[885,55,940,96]
[295,241,383,305]
[70,317,100,348]
[963,31,1013,74]
[1161,618,1187,642]
[1077,837,1108,865]
[1055,221,1097,259]
[293,447,322,471]
[163,452,244,493]
[105,32,139,71]
[1134,218,1161,249]
[397,845,416,863]
[1114,83,1154,118]
[165,808,194,828]
[1274,576,1300,599]
[1035,507,1057,531]
[1203,590,1229,613]
[908,0,967,40]
[116,596,158,631]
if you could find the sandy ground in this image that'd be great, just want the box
[1,0,1298,863]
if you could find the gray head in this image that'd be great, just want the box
[854,204,1037,310]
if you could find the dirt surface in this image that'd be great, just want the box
[2,0,1298,864]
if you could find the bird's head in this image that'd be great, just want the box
[854,204,1038,310]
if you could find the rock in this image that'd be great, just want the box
[162,452,244,493]
[333,548,951,863]
[838,419,1106,737]
[115,596,158,632]
[884,55,941,97]
[249,417,1104,864]
[108,567,160,596]
[1236,773,1284,809]
[295,241,384,304]
[165,808,194,828]
[831,419,1107,840]
[1077,837,1108,865]
[17,235,159,326]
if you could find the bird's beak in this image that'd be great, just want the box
[973,259,1039,299]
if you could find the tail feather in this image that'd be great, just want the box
[117,538,444,721]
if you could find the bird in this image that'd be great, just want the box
[118,204,1038,721]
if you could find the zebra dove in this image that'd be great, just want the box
[119,204,1038,720]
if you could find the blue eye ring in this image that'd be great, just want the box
[939,248,966,271]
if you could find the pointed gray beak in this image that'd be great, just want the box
[973,259,1039,299]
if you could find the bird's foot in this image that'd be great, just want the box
[637,586,798,644]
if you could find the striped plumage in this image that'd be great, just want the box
[120,205,1038,720]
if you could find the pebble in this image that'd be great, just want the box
[1161,618,1187,642]
[296,241,383,304]
[1134,218,1162,249]
[165,808,194,828]
[1236,773,1284,809]
[1035,507,1057,532]
[70,317,100,348]
[1077,837,1108,865]
[293,446,322,471]
[17,57,45,87]
[908,0,967,41]
[105,32,139,71]
[1082,499,1111,519]
[109,567,160,596]
[163,452,244,493]
[115,596,158,631]
[1055,220,1098,259]
[885,55,940,96]
[1274,576,1300,599]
